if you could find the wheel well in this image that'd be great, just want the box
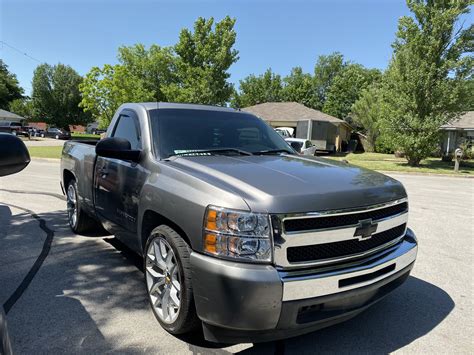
[63,170,75,190]
[141,210,191,253]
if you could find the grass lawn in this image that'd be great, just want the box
[71,133,101,140]
[326,152,474,176]
[28,146,63,159]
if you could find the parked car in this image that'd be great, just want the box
[0,133,31,355]
[285,137,317,155]
[275,127,293,138]
[40,128,71,140]
[92,129,106,135]
[61,102,417,344]
[0,121,30,138]
[35,129,45,137]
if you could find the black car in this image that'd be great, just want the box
[40,128,71,140]
[0,121,30,138]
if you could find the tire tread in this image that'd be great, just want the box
[146,225,200,334]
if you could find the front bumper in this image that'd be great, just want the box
[191,228,418,343]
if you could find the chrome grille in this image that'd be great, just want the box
[272,198,408,268]
[287,224,406,263]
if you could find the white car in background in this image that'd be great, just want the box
[285,138,317,155]
[275,127,294,138]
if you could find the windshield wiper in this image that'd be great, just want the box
[169,148,253,157]
[253,149,294,155]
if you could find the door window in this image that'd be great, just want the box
[112,113,141,150]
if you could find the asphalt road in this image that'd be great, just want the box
[0,160,472,354]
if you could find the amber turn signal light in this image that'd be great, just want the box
[204,233,217,254]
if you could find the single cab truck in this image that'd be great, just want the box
[60,103,418,343]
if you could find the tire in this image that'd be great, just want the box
[144,225,200,335]
[41,133,45,138]
[55,134,59,139]
[66,179,100,234]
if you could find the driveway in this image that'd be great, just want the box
[0,160,472,354]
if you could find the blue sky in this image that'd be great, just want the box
[0,0,455,96]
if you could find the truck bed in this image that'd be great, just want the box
[61,140,98,215]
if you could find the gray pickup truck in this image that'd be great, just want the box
[60,102,418,343]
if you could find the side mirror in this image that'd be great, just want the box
[95,137,141,162]
[0,133,31,177]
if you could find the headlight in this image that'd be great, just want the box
[203,205,272,262]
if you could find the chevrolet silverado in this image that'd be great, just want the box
[60,102,418,343]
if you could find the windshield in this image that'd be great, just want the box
[149,108,294,158]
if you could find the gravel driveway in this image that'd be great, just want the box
[0,160,472,354]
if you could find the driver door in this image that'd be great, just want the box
[94,110,146,249]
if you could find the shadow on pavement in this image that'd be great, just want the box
[0,205,455,354]
[0,206,146,353]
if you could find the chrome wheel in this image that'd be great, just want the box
[67,183,77,228]
[146,237,181,324]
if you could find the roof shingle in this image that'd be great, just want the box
[242,102,350,127]
[440,111,474,130]
[0,109,24,121]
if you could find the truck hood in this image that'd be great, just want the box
[168,155,406,213]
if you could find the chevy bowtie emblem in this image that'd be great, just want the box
[354,219,378,240]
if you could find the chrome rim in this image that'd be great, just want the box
[146,237,181,324]
[67,184,77,228]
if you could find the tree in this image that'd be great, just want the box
[80,17,239,125]
[0,60,24,110]
[382,0,473,166]
[323,64,381,119]
[32,63,91,129]
[313,52,347,110]
[9,98,34,120]
[351,85,387,152]
[80,65,155,127]
[117,44,176,101]
[458,78,474,111]
[164,16,239,105]
[282,67,318,108]
[231,69,283,108]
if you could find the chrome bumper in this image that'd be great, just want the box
[281,232,417,301]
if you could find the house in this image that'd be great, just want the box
[69,125,86,133]
[242,102,353,152]
[440,111,474,157]
[0,109,24,123]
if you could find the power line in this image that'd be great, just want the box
[0,40,42,63]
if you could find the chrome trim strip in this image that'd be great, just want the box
[281,198,408,222]
[281,238,417,301]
